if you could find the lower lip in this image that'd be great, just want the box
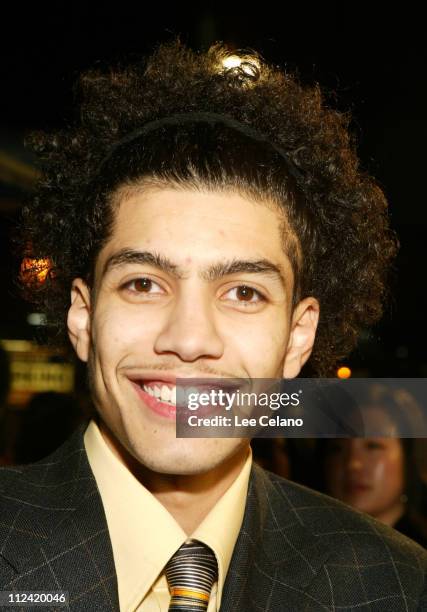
[346,484,371,494]
[131,382,177,419]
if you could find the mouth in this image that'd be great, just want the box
[130,380,178,419]
[140,381,177,404]
[345,482,371,494]
[128,375,246,420]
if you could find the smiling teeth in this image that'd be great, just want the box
[161,385,171,401]
[142,384,177,406]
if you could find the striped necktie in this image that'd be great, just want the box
[165,539,218,611]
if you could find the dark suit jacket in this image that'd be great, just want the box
[0,423,426,611]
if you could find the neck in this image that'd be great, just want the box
[374,502,405,527]
[99,421,249,534]
[139,448,249,534]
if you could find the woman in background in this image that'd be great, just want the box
[315,384,427,547]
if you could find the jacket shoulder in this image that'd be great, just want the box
[0,424,92,519]
[258,467,427,568]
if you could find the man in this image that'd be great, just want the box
[1,41,426,610]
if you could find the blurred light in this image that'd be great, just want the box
[222,55,244,69]
[337,366,351,379]
[0,339,33,352]
[20,257,52,285]
[27,313,47,326]
[220,54,260,77]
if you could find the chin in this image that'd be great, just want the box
[130,438,245,477]
[130,448,219,476]
[144,458,218,476]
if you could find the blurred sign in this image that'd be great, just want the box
[1,339,74,406]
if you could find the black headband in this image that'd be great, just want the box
[97,111,304,184]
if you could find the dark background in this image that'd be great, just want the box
[1,5,426,376]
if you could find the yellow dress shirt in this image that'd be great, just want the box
[84,419,252,612]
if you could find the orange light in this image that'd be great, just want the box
[20,257,52,285]
[337,366,351,379]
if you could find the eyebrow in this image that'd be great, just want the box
[102,248,288,290]
[103,250,182,278]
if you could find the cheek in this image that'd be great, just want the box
[370,450,404,498]
[371,450,404,511]
[92,303,156,365]
[225,312,289,374]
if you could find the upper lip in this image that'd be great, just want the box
[125,371,248,389]
[127,372,225,383]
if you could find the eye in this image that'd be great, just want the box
[327,441,346,455]
[121,277,164,295]
[365,439,385,451]
[223,285,266,305]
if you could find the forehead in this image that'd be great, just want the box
[105,186,288,252]
[95,187,295,291]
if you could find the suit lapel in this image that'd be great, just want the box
[221,464,332,612]
[0,424,119,609]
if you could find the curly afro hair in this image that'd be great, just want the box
[20,40,398,376]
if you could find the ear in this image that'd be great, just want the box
[67,278,92,362]
[282,297,320,378]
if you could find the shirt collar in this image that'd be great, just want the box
[84,419,252,611]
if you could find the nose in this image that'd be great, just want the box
[153,292,224,362]
[346,440,363,472]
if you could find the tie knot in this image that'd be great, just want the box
[165,540,218,611]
